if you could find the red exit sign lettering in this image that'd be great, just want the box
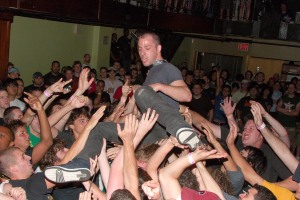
[238,43,249,51]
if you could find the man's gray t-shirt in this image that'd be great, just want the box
[144,62,183,109]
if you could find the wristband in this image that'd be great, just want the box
[256,123,266,131]
[44,90,52,97]
[188,153,195,164]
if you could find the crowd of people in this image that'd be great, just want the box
[0,31,300,200]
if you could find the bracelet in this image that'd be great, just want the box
[226,114,234,118]
[43,90,52,97]
[257,123,266,131]
[188,153,195,164]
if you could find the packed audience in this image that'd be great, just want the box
[1,31,300,200]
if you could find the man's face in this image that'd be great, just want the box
[70,115,89,135]
[6,84,18,97]
[222,87,230,97]
[14,126,30,150]
[51,63,60,74]
[192,85,202,96]
[96,81,105,92]
[8,72,19,79]
[288,84,296,95]
[13,148,33,178]
[33,76,44,86]
[242,120,262,147]
[108,70,116,78]
[31,90,43,97]
[55,147,69,165]
[65,70,73,80]
[113,62,121,71]
[16,80,24,96]
[0,91,10,109]
[239,188,257,199]
[257,74,264,82]
[84,54,91,63]
[73,64,82,74]
[119,68,126,76]
[12,108,23,121]
[100,69,107,79]
[0,127,13,151]
[138,35,161,67]
[132,70,138,79]
[249,88,258,97]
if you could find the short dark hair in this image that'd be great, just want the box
[52,61,60,66]
[243,146,267,176]
[6,120,26,135]
[138,31,161,46]
[66,107,91,129]
[3,106,21,124]
[3,78,18,88]
[39,138,66,171]
[178,169,199,191]
[72,60,82,68]
[253,184,276,200]
[110,189,137,200]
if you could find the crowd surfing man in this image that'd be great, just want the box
[44,31,203,183]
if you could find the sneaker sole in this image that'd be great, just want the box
[176,128,201,151]
[45,166,91,183]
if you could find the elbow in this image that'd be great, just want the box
[183,91,192,102]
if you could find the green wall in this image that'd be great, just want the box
[9,16,136,85]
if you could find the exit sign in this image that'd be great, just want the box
[238,43,249,51]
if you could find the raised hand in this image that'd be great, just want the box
[78,68,94,93]
[250,100,267,117]
[192,148,227,162]
[86,106,106,130]
[137,109,159,136]
[220,97,236,116]
[117,114,139,143]
[70,95,88,108]
[122,79,133,97]
[181,107,192,125]
[201,122,217,146]
[106,145,122,160]
[47,78,73,94]
[24,92,43,111]
[226,121,238,147]
[250,103,263,127]
[142,180,161,200]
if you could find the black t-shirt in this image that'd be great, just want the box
[10,173,52,200]
[189,96,213,118]
[43,72,65,87]
[117,36,131,58]
[57,130,75,149]
[52,183,85,200]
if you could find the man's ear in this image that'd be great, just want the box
[69,125,74,130]
[157,44,162,53]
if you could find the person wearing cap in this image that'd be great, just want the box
[24,72,45,93]
[232,79,249,104]
[7,67,20,79]
[104,67,123,102]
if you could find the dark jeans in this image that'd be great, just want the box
[76,86,190,163]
